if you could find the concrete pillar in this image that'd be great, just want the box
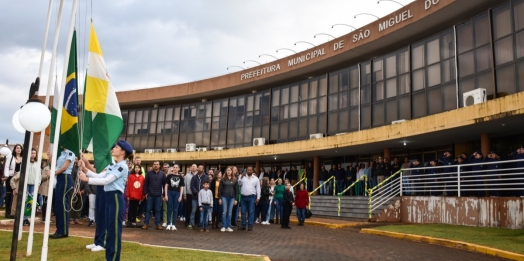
[384,148,391,163]
[481,133,490,158]
[255,160,261,176]
[313,156,320,195]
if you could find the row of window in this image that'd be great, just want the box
[121,0,524,152]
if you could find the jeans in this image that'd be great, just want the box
[178,198,184,219]
[274,199,283,221]
[88,194,96,221]
[190,198,198,226]
[402,176,412,196]
[166,190,180,225]
[221,196,235,229]
[199,205,210,228]
[213,198,221,215]
[267,199,275,221]
[260,200,269,222]
[336,180,344,194]
[145,195,162,226]
[241,195,256,228]
[319,181,325,195]
[297,208,306,223]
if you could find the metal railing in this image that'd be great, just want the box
[367,158,524,219]
[337,176,368,216]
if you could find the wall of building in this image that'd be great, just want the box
[397,196,524,229]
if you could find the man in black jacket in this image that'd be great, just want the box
[319,165,329,195]
[142,161,165,230]
[281,183,294,229]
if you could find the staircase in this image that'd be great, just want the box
[294,195,399,221]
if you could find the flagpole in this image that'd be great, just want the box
[19,0,56,244]
[27,0,64,256]
[41,0,77,260]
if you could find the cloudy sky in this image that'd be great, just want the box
[0,0,412,145]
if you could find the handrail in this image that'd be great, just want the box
[337,176,368,216]
[307,176,335,208]
[293,177,306,188]
[367,169,402,219]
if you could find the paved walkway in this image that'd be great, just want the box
[3,217,507,261]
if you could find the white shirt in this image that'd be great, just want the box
[239,174,261,200]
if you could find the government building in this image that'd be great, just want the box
[86,0,524,176]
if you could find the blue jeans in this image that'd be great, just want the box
[336,180,344,194]
[319,181,325,195]
[166,190,180,225]
[241,195,256,228]
[199,205,210,228]
[145,195,162,226]
[274,199,283,221]
[260,200,269,222]
[297,208,306,223]
[402,176,412,196]
[190,199,198,226]
[221,197,235,229]
[267,199,275,221]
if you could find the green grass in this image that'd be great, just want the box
[372,224,524,254]
[0,231,264,261]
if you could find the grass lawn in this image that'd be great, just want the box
[0,231,264,261]
[372,224,524,254]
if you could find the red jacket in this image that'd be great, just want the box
[125,174,145,201]
[294,189,309,209]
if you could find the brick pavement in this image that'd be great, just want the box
[4,218,507,261]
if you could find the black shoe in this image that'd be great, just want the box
[23,219,30,226]
[248,227,253,231]
[88,220,95,227]
[50,233,68,239]
[238,227,246,230]
[269,220,274,224]
[284,226,291,229]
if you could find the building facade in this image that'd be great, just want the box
[63,0,524,173]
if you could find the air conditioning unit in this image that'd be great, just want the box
[213,147,224,151]
[153,149,162,153]
[166,148,177,153]
[144,149,154,153]
[335,132,347,136]
[309,133,324,139]
[392,119,406,125]
[463,88,486,107]
[185,143,197,152]
[196,147,208,152]
[253,137,266,146]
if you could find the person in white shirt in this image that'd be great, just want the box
[238,166,260,231]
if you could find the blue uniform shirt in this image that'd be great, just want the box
[104,160,128,193]
[57,149,75,174]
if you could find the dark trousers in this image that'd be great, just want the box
[4,193,12,217]
[94,186,106,247]
[281,202,292,227]
[128,200,140,224]
[184,194,192,225]
[41,195,48,220]
[54,174,72,235]
[105,191,124,261]
[231,203,238,226]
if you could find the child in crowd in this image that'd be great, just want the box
[198,180,213,232]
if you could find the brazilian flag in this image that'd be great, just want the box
[24,194,38,217]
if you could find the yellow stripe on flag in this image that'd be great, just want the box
[85,75,109,113]
[66,72,76,83]
[89,23,103,56]
[60,107,78,135]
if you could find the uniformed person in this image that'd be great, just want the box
[79,140,133,261]
[50,148,75,239]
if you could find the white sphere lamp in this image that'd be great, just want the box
[12,109,26,134]
[19,101,51,132]
[0,146,11,156]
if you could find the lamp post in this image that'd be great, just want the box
[10,77,51,261]
[313,33,336,39]
[377,0,404,6]
[331,24,357,31]
[226,66,245,71]
[259,54,279,60]
[354,13,380,20]
[243,60,261,66]
[276,48,297,54]
[294,41,316,49]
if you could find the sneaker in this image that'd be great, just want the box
[227,227,234,232]
[122,221,126,226]
[205,228,209,232]
[91,245,105,252]
[86,244,96,250]
[199,228,204,232]
[156,225,163,230]
[255,219,259,224]
[141,224,149,229]
[187,225,193,230]
[88,220,95,227]
[135,218,141,223]
[172,225,177,231]
[162,222,167,228]
[166,225,172,231]
[220,227,226,232]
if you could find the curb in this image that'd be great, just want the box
[289,219,369,229]
[361,228,524,261]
